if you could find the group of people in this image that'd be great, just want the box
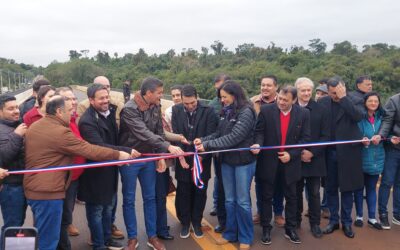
[0,72,399,250]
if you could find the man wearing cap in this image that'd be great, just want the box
[315,85,328,101]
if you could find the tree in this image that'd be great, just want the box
[69,50,82,60]
[331,41,358,55]
[211,40,224,55]
[308,38,327,55]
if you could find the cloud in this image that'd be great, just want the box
[0,0,399,66]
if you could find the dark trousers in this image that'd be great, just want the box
[175,180,208,227]
[260,167,297,230]
[156,170,170,236]
[214,156,226,227]
[326,149,354,226]
[256,177,285,216]
[296,177,321,226]
[58,180,79,250]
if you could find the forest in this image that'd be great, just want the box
[1,39,399,100]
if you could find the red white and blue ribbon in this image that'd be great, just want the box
[192,148,204,189]
[8,138,387,179]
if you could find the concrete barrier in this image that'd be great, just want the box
[14,89,33,105]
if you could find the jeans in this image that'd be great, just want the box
[28,199,63,250]
[0,184,27,246]
[120,162,157,239]
[156,170,169,236]
[212,173,219,210]
[354,174,379,219]
[85,196,115,249]
[221,161,255,245]
[326,149,354,226]
[58,180,79,250]
[378,148,400,217]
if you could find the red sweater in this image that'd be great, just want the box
[280,111,291,150]
[23,107,43,127]
[69,113,85,180]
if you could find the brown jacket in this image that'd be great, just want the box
[24,115,120,200]
[250,94,276,115]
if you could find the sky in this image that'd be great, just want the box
[0,0,399,66]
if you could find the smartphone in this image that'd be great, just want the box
[2,227,37,250]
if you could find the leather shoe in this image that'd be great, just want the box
[342,225,355,238]
[284,229,301,244]
[323,223,339,234]
[311,224,323,238]
[261,226,271,245]
[214,225,225,233]
[157,234,174,240]
[147,236,166,250]
[125,238,139,250]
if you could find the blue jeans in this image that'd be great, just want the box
[0,184,27,246]
[354,174,379,219]
[156,171,169,236]
[379,148,400,217]
[85,196,115,249]
[326,149,354,226]
[221,161,255,245]
[59,180,79,250]
[28,199,63,250]
[120,162,157,239]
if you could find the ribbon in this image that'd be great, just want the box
[192,148,204,189]
[8,138,386,176]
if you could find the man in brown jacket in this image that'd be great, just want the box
[24,95,130,250]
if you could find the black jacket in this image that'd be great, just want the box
[172,102,218,182]
[379,93,400,150]
[255,104,311,185]
[78,105,131,205]
[299,100,330,177]
[202,105,256,166]
[119,95,170,153]
[0,119,25,184]
[19,96,36,121]
[318,95,364,192]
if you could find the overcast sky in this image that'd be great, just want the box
[1,0,399,66]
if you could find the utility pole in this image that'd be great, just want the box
[0,70,3,94]
[8,71,11,91]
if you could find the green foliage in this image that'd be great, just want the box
[1,40,400,100]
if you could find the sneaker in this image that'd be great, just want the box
[180,225,190,239]
[354,218,363,227]
[392,215,400,225]
[274,215,285,227]
[126,239,139,250]
[284,229,301,244]
[193,225,204,238]
[379,214,391,230]
[67,224,79,236]
[368,220,383,230]
[147,236,166,250]
[111,224,125,239]
[105,239,124,250]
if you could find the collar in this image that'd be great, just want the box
[0,118,20,128]
[98,110,110,118]
[280,106,292,116]
[133,92,156,111]
[298,100,309,107]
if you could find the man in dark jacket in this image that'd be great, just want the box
[294,78,330,238]
[252,86,310,245]
[172,85,218,238]
[318,77,364,238]
[123,79,132,103]
[372,92,400,229]
[348,75,373,111]
[19,77,49,119]
[119,77,184,250]
[0,95,28,243]
[78,84,140,249]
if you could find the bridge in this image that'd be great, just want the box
[2,87,400,250]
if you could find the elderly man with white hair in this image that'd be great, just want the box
[294,77,330,238]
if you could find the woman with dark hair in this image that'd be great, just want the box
[354,92,385,230]
[194,80,256,249]
[23,85,56,127]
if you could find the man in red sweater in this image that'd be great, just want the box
[56,87,85,250]
[252,86,310,245]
